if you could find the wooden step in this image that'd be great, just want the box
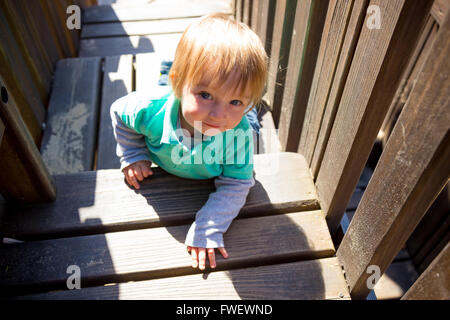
[81,17,200,39]
[1,153,319,240]
[82,0,232,24]
[14,258,349,300]
[0,210,335,297]
[40,57,102,175]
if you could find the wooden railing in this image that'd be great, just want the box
[238,0,449,299]
[0,0,97,202]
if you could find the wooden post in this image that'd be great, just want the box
[0,85,56,203]
[336,10,450,299]
[315,0,433,236]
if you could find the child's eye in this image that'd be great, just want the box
[199,92,212,100]
[230,100,243,107]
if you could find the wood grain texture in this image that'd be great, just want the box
[316,0,433,235]
[431,0,449,25]
[298,0,354,165]
[337,9,449,299]
[15,258,349,300]
[264,0,296,123]
[372,260,418,300]
[81,17,199,39]
[97,55,133,170]
[0,94,56,203]
[0,117,4,147]
[0,210,335,295]
[79,33,182,57]
[402,242,450,300]
[1,152,319,240]
[82,0,232,23]
[40,57,102,175]
[277,0,328,152]
[309,0,368,177]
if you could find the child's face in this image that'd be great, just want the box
[179,77,252,137]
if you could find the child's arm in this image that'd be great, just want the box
[185,175,255,268]
[110,96,154,188]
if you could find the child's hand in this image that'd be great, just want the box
[187,246,229,270]
[122,160,153,189]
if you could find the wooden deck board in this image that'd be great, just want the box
[82,0,232,24]
[79,33,182,57]
[40,57,102,175]
[1,153,319,240]
[14,258,349,300]
[81,17,200,39]
[0,210,335,296]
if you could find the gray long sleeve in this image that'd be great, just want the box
[184,175,255,248]
[110,96,152,171]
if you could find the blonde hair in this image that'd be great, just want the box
[169,13,268,109]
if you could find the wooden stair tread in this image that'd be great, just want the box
[0,210,335,296]
[1,153,319,240]
[40,57,102,174]
[82,1,232,24]
[79,33,183,58]
[16,258,349,300]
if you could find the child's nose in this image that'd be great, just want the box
[209,102,227,120]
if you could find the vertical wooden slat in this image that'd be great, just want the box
[431,0,449,25]
[380,15,438,148]
[235,0,242,22]
[256,0,276,57]
[336,9,449,299]
[402,243,450,300]
[0,86,56,203]
[298,0,355,165]
[316,0,433,236]
[309,0,368,177]
[243,0,252,27]
[277,0,328,152]
[265,0,297,124]
[0,8,45,141]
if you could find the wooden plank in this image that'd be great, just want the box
[14,257,349,300]
[0,7,46,137]
[0,210,335,296]
[402,242,450,300]
[264,0,297,125]
[40,0,72,58]
[373,260,418,300]
[431,0,450,25]
[406,184,449,273]
[81,17,200,39]
[277,0,328,152]
[79,33,182,57]
[316,0,434,236]
[309,0,368,177]
[97,55,133,170]
[0,90,56,203]
[40,58,102,175]
[82,0,232,23]
[380,16,438,148]
[298,0,354,165]
[1,152,319,240]
[336,9,449,299]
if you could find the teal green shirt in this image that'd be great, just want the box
[114,89,254,180]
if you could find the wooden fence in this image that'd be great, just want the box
[0,0,97,202]
[237,0,449,299]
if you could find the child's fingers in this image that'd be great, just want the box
[127,168,140,189]
[138,162,153,178]
[198,248,206,270]
[190,247,198,269]
[207,248,216,268]
[218,247,229,259]
[131,166,143,182]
